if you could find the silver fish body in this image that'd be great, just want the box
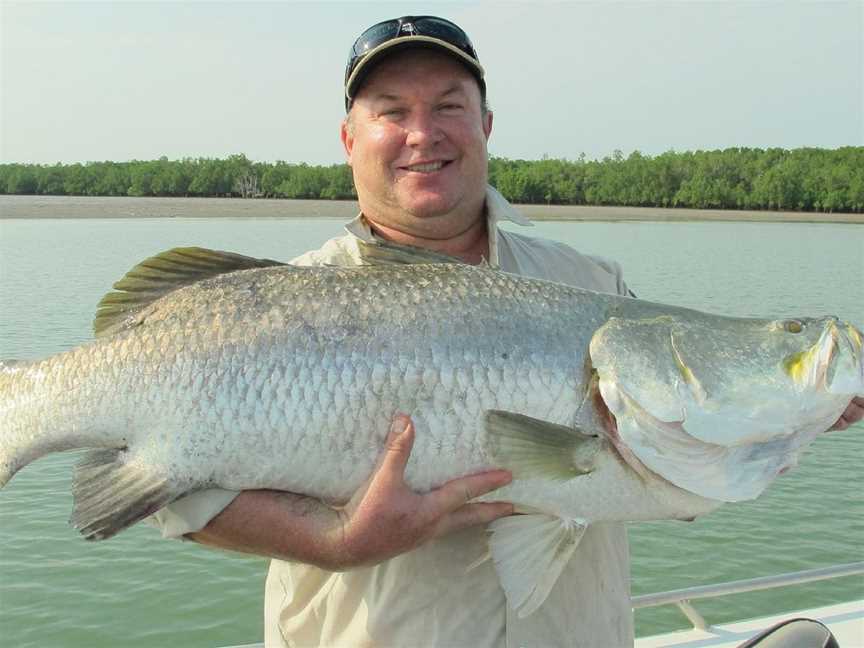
[2,246,861,615]
[2,262,619,501]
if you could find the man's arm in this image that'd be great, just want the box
[188,415,513,570]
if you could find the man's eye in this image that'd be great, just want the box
[440,103,463,112]
[382,109,405,117]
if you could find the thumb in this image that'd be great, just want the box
[379,414,414,477]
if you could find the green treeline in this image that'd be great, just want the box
[0,154,355,202]
[2,147,862,212]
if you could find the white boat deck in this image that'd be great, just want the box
[636,599,863,647]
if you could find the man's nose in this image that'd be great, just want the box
[405,112,443,147]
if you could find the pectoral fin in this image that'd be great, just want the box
[488,514,588,617]
[71,449,190,540]
[485,410,600,480]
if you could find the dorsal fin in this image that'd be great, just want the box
[94,247,286,338]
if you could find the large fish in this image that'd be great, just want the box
[1,242,861,615]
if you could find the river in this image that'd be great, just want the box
[0,197,862,646]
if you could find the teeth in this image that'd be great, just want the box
[406,161,444,172]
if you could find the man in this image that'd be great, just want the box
[152,16,864,647]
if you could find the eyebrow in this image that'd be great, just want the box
[439,84,466,98]
[371,83,468,103]
[372,92,402,102]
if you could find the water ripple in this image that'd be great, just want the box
[1,214,862,644]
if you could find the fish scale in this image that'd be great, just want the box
[1,243,861,617]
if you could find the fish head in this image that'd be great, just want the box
[589,312,863,502]
[668,314,863,407]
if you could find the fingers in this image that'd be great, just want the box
[378,414,414,477]
[339,415,515,564]
[830,396,864,432]
[434,502,514,537]
[428,469,513,512]
[374,414,513,535]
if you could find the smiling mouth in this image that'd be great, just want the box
[400,160,452,173]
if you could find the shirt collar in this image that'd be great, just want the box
[344,185,533,265]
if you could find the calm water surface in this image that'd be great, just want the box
[0,206,862,647]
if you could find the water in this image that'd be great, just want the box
[0,202,862,646]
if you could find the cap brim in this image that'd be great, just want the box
[345,35,485,106]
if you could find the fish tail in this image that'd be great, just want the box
[1,354,128,491]
[0,358,64,488]
[1,360,26,486]
[0,359,36,486]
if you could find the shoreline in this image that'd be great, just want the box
[0,195,861,224]
[517,203,864,224]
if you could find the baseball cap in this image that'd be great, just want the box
[344,15,485,111]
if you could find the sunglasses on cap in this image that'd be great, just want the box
[344,15,483,109]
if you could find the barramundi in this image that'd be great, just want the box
[1,242,861,615]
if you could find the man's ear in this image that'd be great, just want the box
[483,110,493,141]
[341,117,354,166]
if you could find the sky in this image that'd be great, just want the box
[1,1,861,165]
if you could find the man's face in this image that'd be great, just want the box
[342,49,493,239]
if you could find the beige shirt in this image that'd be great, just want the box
[151,187,634,648]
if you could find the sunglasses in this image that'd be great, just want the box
[345,16,481,100]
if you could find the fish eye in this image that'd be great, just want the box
[783,320,804,334]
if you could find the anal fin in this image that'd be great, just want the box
[488,514,588,617]
[71,449,189,540]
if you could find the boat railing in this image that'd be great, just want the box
[631,561,864,631]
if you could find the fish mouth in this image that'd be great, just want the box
[783,320,845,391]
[782,319,864,395]
[826,322,864,395]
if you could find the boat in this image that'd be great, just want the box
[634,562,863,647]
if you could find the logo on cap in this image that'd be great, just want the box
[399,22,415,35]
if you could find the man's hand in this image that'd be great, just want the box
[830,396,864,431]
[188,414,513,571]
[326,414,513,569]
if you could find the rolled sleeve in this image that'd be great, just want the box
[147,489,240,539]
